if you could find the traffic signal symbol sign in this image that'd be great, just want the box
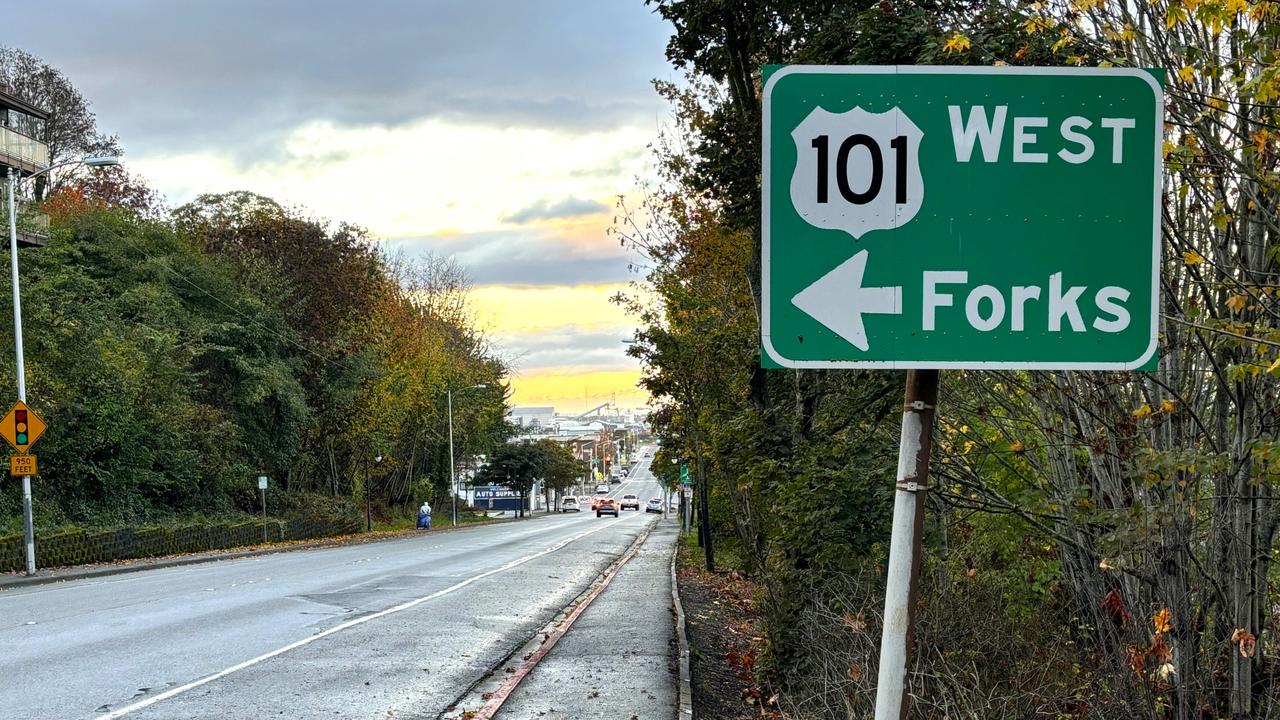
[1,401,45,453]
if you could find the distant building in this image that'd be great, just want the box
[508,406,556,431]
[0,90,50,248]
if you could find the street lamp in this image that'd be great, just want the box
[448,383,488,527]
[6,154,120,575]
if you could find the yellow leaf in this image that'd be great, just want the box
[1166,3,1189,26]
[1267,356,1280,374]
[1178,65,1196,82]
[1253,129,1271,154]
[1010,440,1026,453]
[943,32,972,54]
[1160,399,1176,413]
[1226,294,1248,313]
[1133,403,1153,418]
[1066,55,1085,66]
[1154,608,1173,634]
[1183,250,1205,265]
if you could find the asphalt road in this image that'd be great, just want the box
[0,451,675,719]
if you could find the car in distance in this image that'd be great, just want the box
[596,497,619,517]
[620,494,640,511]
[595,483,610,494]
[645,497,663,513]
[560,496,580,512]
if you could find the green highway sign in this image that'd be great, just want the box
[679,464,691,486]
[761,66,1163,370]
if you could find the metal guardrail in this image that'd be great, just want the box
[0,125,49,169]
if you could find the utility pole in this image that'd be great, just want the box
[448,388,456,527]
[873,370,939,720]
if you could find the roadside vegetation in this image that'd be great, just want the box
[629,1,1280,717]
[0,48,511,536]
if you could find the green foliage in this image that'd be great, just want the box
[0,194,509,532]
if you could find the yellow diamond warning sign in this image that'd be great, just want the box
[1,401,46,453]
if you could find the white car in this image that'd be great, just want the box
[620,494,640,511]
[595,484,610,494]
[560,496,580,512]
[645,497,663,513]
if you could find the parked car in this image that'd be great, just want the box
[596,497,619,517]
[560,496,580,512]
[620,494,640,511]
[595,483,610,494]
[645,497,663,513]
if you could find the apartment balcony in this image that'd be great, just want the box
[0,200,50,248]
[0,125,49,176]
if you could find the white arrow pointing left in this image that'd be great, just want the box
[791,250,902,352]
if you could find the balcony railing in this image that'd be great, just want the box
[0,200,50,247]
[0,125,49,171]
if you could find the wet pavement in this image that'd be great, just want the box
[0,456,677,720]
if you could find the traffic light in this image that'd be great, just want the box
[15,409,27,446]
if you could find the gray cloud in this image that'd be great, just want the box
[383,228,639,286]
[9,1,675,163]
[496,328,639,372]
[503,197,609,225]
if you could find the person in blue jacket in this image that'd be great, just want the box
[417,500,432,529]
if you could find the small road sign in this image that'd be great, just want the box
[10,454,35,477]
[762,66,1163,370]
[258,476,269,490]
[679,464,691,487]
[1,401,46,454]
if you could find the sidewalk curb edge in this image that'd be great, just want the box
[672,535,694,718]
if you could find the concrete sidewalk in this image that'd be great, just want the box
[494,517,680,719]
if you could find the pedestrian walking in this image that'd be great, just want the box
[417,500,432,530]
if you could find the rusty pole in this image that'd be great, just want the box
[873,369,939,720]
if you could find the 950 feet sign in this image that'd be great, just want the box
[761,66,1163,370]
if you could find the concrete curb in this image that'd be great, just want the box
[0,514,521,591]
[672,535,694,718]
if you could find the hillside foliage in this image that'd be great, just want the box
[628,1,1280,717]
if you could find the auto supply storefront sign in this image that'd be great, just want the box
[472,485,522,511]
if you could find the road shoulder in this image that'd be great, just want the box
[460,517,680,720]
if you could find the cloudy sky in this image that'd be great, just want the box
[11,1,673,412]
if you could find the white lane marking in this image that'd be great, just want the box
[97,516,634,719]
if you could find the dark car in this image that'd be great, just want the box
[596,497,619,517]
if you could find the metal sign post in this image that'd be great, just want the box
[258,475,268,543]
[875,370,938,719]
[760,65,1162,718]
